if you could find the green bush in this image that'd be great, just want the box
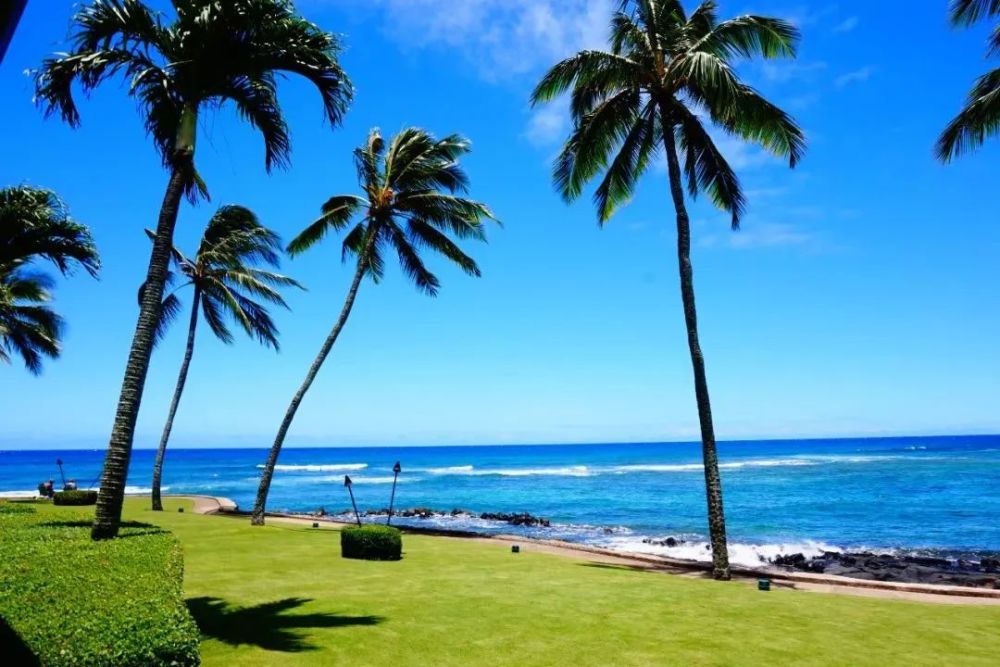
[341,524,403,561]
[0,509,200,666]
[52,489,99,506]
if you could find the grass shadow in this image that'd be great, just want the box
[578,562,716,579]
[186,597,382,652]
[37,520,167,538]
[0,617,40,666]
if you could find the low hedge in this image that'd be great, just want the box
[53,489,98,506]
[341,524,403,561]
[0,508,200,666]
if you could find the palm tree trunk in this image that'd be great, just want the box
[251,229,378,525]
[661,116,731,580]
[151,287,201,511]
[91,105,197,540]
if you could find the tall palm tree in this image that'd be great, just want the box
[937,0,1000,160]
[1,186,99,374]
[34,0,351,539]
[531,0,804,580]
[149,205,299,511]
[251,127,496,525]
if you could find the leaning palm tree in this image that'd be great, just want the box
[531,0,805,580]
[251,127,496,525]
[0,186,99,373]
[34,0,351,539]
[937,0,1000,160]
[149,205,299,511]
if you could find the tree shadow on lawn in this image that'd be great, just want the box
[186,597,383,652]
[578,562,716,579]
[37,520,167,538]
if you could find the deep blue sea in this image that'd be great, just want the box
[3,435,999,566]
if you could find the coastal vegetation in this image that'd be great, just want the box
[33,0,351,540]
[531,0,805,580]
[251,127,496,525]
[937,0,1000,159]
[149,206,298,511]
[0,186,99,374]
[0,501,199,666]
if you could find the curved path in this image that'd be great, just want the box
[173,494,1000,606]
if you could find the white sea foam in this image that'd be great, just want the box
[124,486,168,494]
[261,463,368,472]
[600,536,842,568]
[474,466,593,477]
[421,465,475,474]
[340,475,415,485]
[0,490,39,498]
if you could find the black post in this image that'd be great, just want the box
[387,461,401,525]
[344,475,361,525]
[56,458,66,487]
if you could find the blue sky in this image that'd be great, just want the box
[1,1,998,449]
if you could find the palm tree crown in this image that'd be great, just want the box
[531,0,804,225]
[0,186,99,373]
[156,205,299,347]
[34,0,353,196]
[938,0,1000,160]
[287,127,496,292]
[531,0,804,581]
[250,127,496,525]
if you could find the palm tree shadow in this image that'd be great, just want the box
[37,520,167,538]
[186,597,382,652]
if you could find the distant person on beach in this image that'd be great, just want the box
[42,480,54,498]
[64,479,77,491]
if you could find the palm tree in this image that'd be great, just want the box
[531,0,804,580]
[251,127,496,525]
[937,0,1000,160]
[1,186,99,374]
[149,205,299,511]
[34,0,351,539]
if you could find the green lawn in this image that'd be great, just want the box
[37,499,1000,666]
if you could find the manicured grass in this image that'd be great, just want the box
[28,499,1000,666]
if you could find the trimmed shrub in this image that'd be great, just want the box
[341,524,403,561]
[0,508,200,666]
[53,489,98,505]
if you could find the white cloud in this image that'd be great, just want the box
[360,0,614,81]
[834,66,874,88]
[524,100,568,146]
[699,222,816,250]
[760,61,827,84]
[833,16,859,33]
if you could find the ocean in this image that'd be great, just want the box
[3,435,999,567]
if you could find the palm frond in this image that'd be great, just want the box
[950,0,1000,25]
[676,107,746,227]
[386,221,440,296]
[407,219,482,278]
[937,66,1000,161]
[0,186,100,277]
[692,15,799,60]
[594,101,659,222]
[287,196,364,256]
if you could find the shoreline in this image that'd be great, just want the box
[179,494,1000,605]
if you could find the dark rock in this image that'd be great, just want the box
[479,511,550,527]
[981,558,1000,572]
[641,536,684,547]
[773,553,807,567]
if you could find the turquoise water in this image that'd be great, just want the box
[3,435,998,566]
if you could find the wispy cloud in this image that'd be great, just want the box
[698,222,819,251]
[833,16,860,33]
[760,60,828,84]
[834,66,875,88]
[355,0,613,81]
[524,100,568,147]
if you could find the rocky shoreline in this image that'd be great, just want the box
[310,506,1000,589]
[771,551,1000,588]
